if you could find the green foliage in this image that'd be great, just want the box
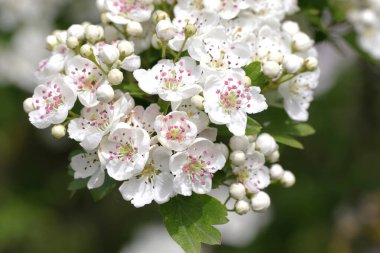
[246,117,263,135]
[68,178,88,191]
[90,175,118,202]
[272,134,304,149]
[160,194,229,253]
[244,61,269,87]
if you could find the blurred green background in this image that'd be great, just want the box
[1,1,380,253]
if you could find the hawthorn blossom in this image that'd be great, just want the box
[29,77,76,129]
[68,92,135,151]
[188,27,251,72]
[233,151,270,193]
[154,111,198,152]
[119,146,175,207]
[133,57,202,104]
[249,0,298,21]
[103,0,154,24]
[70,151,105,189]
[174,99,209,133]
[203,69,268,136]
[126,103,161,134]
[215,0,252,20]
[278,70,320,121]
[222,11,260,44]
[170,138,226,195]
[65,56,110,107]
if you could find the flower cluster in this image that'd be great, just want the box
[347,0,380,60]
[23,0,319,213]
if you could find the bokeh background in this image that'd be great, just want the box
[1,1,380,253]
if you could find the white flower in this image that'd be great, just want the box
[154,111,198,152]
[249,0,293,21]
[29,77,76,129]
[278,70,319,121]
[215,0,252,20]
[133,57,202,104]
[203,69,268,136]
[233,151,270,193]
[119,146,175,207]
[103,0,154,24]
[156,19,178,41]
[99,44,120,65]
[70,151,105,189]
[127,103,161,134]
[98,122,150,181]
[188,27,251,72]
[174,99,209,133]
[221,11,259,43]
[68,92,135,151]
[170,138,226,195]
[65,56,109,107]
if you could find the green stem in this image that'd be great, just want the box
[174,36,189,62]
[69,111,80,118]
[112,23,128,39]
[224,196,231,205]
[161,42,167,59]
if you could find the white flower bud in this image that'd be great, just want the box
[184,24,197,37]
[121,54,141,72]
[246,143,256,154]
[97,0,106,12]
[292,32,313,52]
[96,84,115,103]
[108,69,124,85]
[67,24,85,41]
[191,95,204,110]
[23,98,35,113]
[256,133,278,156]
[67,36,79,49]
[281,170,296,188]
[251,191,271,212]
[235,200,250,215]
[305,57,318,71]
[215,143,229,159]
[156,19,178,41]
[86,25,103,44]
[230,150,246,166]
[244,76,252,87]
[80,44,93,58]
[229,183,246,200]
[282,21,300,35]
[262,61,281,78]
[360,9,377,25]
[151,34,162,49]
[283,54,304,74]
[270,164,285,180]
[268,51,284,63]
[101,13,111,24]
[152,10,170,23]
[126,21,143,37]
[118,41,134,57]
[99,44,120,65]
[46,35,58,50]
[54,30,67,44]
[267,150,280,163]
[51,125,66,139]
[229,135,250,152]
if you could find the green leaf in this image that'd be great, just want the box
[273,134,304,149]
[160,194,229,253]
[287,123,316,137]
[68,178,89,191]
[243,61,269,87]
[90,175,118,202]
[157,98,171,114]
[246,117,262,135]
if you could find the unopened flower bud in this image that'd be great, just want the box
[244,76,252,87]
[152,10,170,23]
[229,183,246,200]
[251,191,271,212]
[268,51,284,63]
[191,95,204,110]
[121,54,141,71]
[54,30,67,44]
[230,150,246,166]
[281,171,296,188]
[270,164,284,180]
[118,41,134,57]
[184,24,197,37]
[215,143,229,159]
[67,36,79,49]
[267,150,280,163]
[126,21,143,36]
[360,9,377,25]
[80,44,93,58]
[283,54,304,74]
[99,44,120,64]
[256,133,277,156]
[108,69,124,85]
[263,61,281,78]
[235,200,250,215]
[305,57,318,71]
[151,34,162,49]
[96,84,115,103]
[282,21,300,35]
[292,32,313,52]
[229,135,250,151]
[51,125,66,139]
[46,35,58,51]
[246,143,256,154]
[156,19,178,41]
[101,13,111,24]
[23,98,34,113]
[67,24,85,41]
[86,25,103,44]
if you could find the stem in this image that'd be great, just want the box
[161,42,167,59]
[161,0,168,12]
[174,36,189,62]
[224,196,231,205]
[69,111,80,118]
[112,23,128,39]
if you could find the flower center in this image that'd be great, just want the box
[166,126,185,142]
[140,162,159,178]
[191,0,205,9]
